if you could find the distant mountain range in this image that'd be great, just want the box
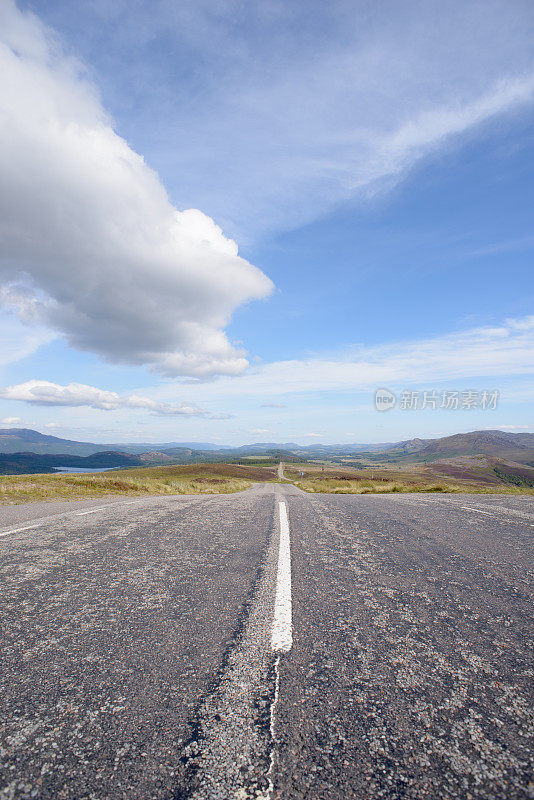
[0,428,390,456]
[0,429,229,456]
[0,427,532,474]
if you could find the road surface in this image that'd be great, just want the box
[1,485,532,799]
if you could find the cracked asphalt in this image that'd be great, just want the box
[0,488,274,800]
[1,486,533,799]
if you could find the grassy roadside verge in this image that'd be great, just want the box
[291,478,534,495]
[282,465,534,495]
[0,463,277,505]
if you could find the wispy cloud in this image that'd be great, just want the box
[0,311,54,368]
[468,235,534,258]
[149,315,534,401]
[0,380,205,416]
[92,0,534,239]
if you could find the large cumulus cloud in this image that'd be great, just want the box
[0,1,273,377]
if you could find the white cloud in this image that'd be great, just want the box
[247,428,270,435]
[0,380,205,416]
[147,315,534,400]
[303,433,322,438]
[261,403,287,408]
[125,394,203,416]
[0,2,273,377]
[0,416,21,425]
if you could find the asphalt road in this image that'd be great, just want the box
[1,485,532,799]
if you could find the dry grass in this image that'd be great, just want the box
[294,477,534,495]
[284,463,534,495]
[122,463,278,482]
[293,478,462,494]
[0,463,276,505]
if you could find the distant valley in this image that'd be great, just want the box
[0,427,533,480]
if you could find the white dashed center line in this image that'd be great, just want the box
[271,500,292,653]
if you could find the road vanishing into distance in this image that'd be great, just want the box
[1,480,533,800]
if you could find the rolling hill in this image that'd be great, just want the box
[0,429,225,457]
[0,451,143,475]
[0,428,107,456]
[404,430,534,462]
[0,427,532,475]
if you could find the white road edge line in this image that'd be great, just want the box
[271,500,292,653]
[461,506,493,516]
[0,500,143,539]
[75,506,108,516]
[460,505,534,526]
[0,523,40,538]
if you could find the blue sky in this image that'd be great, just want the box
[0,0,533,444]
